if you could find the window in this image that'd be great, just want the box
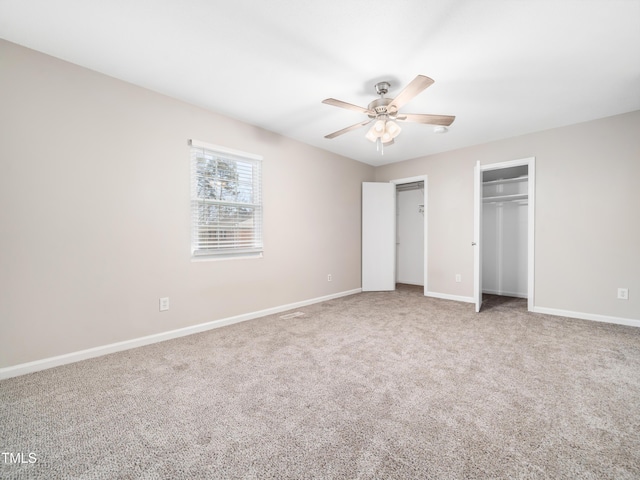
[190,140,263,259]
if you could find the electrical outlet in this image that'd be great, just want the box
[455,274,462,283]
[327,274,332,282]
[617,288,629,300]
[159,297,170,311]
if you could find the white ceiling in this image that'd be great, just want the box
[1,0,639,166]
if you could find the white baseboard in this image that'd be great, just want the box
[425,294,640,330]
[0,288,362,380]
[532,306,640,328]
[426,291,475,303]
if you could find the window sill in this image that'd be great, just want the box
[191,252,263,262]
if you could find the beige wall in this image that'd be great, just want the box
[0,41,374,368]
[376,110,640,321]
[2,39,638,370]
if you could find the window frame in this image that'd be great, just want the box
[189,139,263,260]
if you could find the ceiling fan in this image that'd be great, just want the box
[322,75,455,154]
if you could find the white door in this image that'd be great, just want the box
[473,161,483,312]
[362,182,396,291]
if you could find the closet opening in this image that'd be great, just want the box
[396,181,425,288]
[361,175,428,295]
[474,158,535,313]
[482,165,528,301]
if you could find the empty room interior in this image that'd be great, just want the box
[1,1,639,478]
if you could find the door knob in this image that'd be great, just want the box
[471,242,477,246]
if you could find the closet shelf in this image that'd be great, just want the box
[483,193,528,203]
[482,175,528,186]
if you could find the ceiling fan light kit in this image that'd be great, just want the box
[322,75,455,154]
[364,114,401,155]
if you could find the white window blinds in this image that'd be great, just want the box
[190,140,263,258]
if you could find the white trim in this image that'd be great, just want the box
[527,158,536,312]
[190,252,263,262]
[481,158,533,172]
[533,306,640,328]
[391,175,428,296]
[391,175,428,185]
[188,138,262,161]
[0,288,361,380]
[427,291,475,303]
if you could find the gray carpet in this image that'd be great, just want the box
[2,285,640,479]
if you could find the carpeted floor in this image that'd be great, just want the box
[1,285,640,479]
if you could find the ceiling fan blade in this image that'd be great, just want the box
[324,120,372,139]
[387,75,434,113]
[322,98,373,115]
[396,113,455,126]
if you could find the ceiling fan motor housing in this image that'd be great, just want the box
[368,98,393,118]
